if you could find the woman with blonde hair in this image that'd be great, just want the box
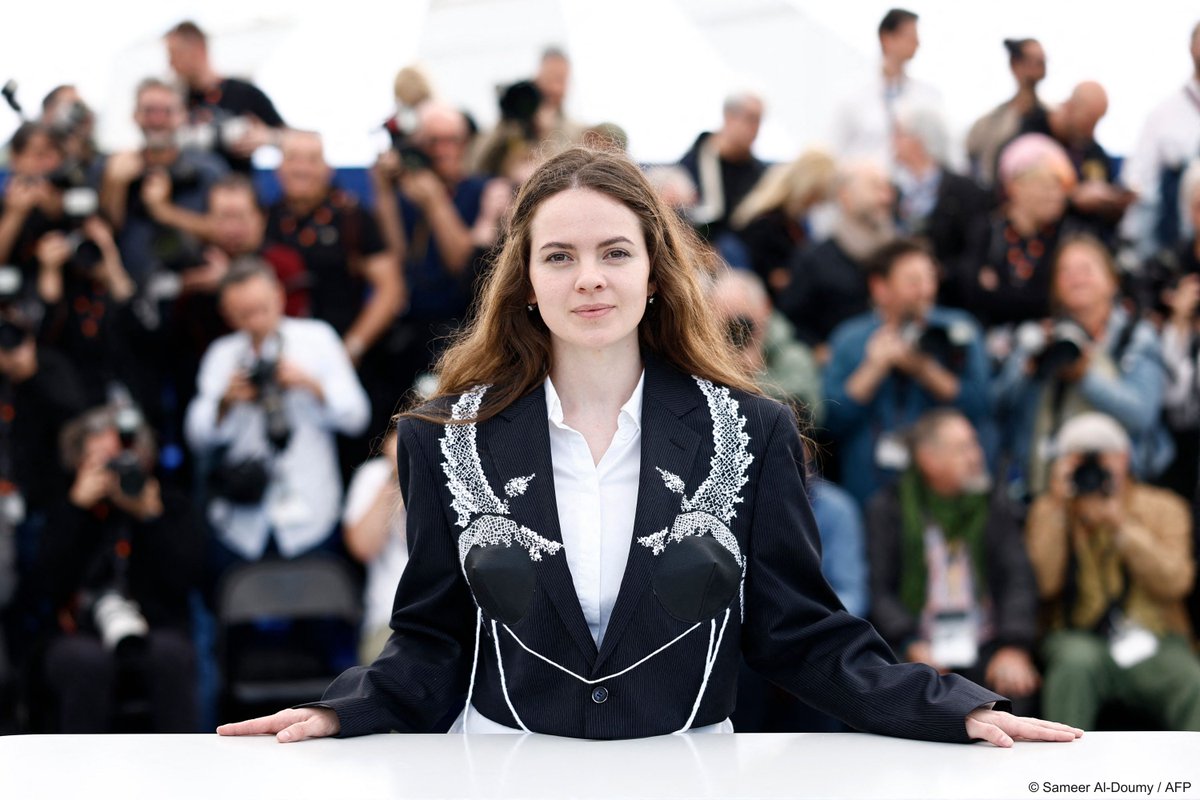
[220,146,1080,746]
[730,149,837,295]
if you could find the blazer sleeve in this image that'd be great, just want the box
[303,417,476,736]
[740,404,1008,743]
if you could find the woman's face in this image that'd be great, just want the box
[527,187,655,361]
[1009,168,1067,227]
[1055,243,1116,315]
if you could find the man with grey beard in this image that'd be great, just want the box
[778,158,896,360]
[866,407,1041,717]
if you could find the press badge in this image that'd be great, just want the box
[930,611,979,668]
[1108,614,1159,668]
[875,433,910,471]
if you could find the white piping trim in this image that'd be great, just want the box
[675,607,731,734]
[500,621,703,685]
[461,607,483,734]
[492,619,531,732]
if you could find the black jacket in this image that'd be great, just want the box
[314,358,1004,740]
[778,239,871,347]
[865,483,1039,653]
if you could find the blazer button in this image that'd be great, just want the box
[591,686,609,704]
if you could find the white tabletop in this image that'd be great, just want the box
[1,731,1197,799]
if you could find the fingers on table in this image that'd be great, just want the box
[216,709,303,737]
[1009,716,1085,742]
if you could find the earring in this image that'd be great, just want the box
[527,303,536,311]
[647,295,656,305]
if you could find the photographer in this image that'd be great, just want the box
[825,238,991,507]
[994,234,1170,499]
[99,78,227,284]
[375,101,501,395]
[165,21,286,175]
[1027,412,1200,730]
[0,300,87,709]
[35,405,203,732]
[867,409,1040,716]
[184,259,368,579]
[0,122,120,309]
[39,85,99,172]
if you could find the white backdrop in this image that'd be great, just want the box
[2,0,1198,166]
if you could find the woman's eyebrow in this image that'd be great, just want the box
[537,236,634,251]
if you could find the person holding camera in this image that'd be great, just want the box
[825,237,991,508]
[165,21,286,175]
[39,85,100,172]
[185,258,369,579]
[0,300,87,720]
[35,404,203,732]
[994,234,1171,499]
[375,101,500,397]
[1,123,130,297]
[1027,412,1200,730]
[99,78,227,284]
[867,408,1041,716]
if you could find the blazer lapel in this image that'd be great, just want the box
[485,386,598,663]
[594,360,702,673]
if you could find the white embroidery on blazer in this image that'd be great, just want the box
[637,377,752,617]
[440,386,562,570]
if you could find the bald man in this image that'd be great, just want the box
[1047,81,1131,230]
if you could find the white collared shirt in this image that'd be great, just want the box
[544,371,644,646]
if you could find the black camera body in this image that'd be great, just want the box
[248,352,291,452]
[0,267,32,352]
[900,318,972,372]
[1071,451,1114,497]
[1023,318,1091,380]
[105,407,147,498]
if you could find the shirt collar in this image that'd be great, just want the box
[544,370,646,432]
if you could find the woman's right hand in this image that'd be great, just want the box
[216,707,341,743]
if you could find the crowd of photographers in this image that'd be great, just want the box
[1,10,1199,734]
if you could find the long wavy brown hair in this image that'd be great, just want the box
[405,145,759,425]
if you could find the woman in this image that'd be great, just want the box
[994,234,1170,498]
[219,146,1079,746]
[729,149,836,297]
[966,133,1087,329]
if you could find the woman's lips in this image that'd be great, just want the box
[573,304,614,318]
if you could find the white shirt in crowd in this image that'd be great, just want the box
[185,317,370,559]
[831,63,944,172]
[342,457,408,636]
[1120,78,1200,255]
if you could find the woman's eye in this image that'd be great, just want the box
[546,252,571,263]
[606,249,630,260]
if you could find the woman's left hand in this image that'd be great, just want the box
[965,708,1084,748]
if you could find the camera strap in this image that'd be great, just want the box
[1061,520,1133,637]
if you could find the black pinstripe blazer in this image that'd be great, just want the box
[313,357,1006,741]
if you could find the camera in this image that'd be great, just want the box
[48,99,91,139]
[89,589,149,653]
[248,344,291,452]
[1071,451,1114,497]
[382,113,433,173]
[176,112,252,155]
[899,318,972,372]
[1017,318,1091,380]
[104,407,147,498]
[725,315,757,350]
[498,80,543,136]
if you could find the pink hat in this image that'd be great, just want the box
[997,133,1077,191]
